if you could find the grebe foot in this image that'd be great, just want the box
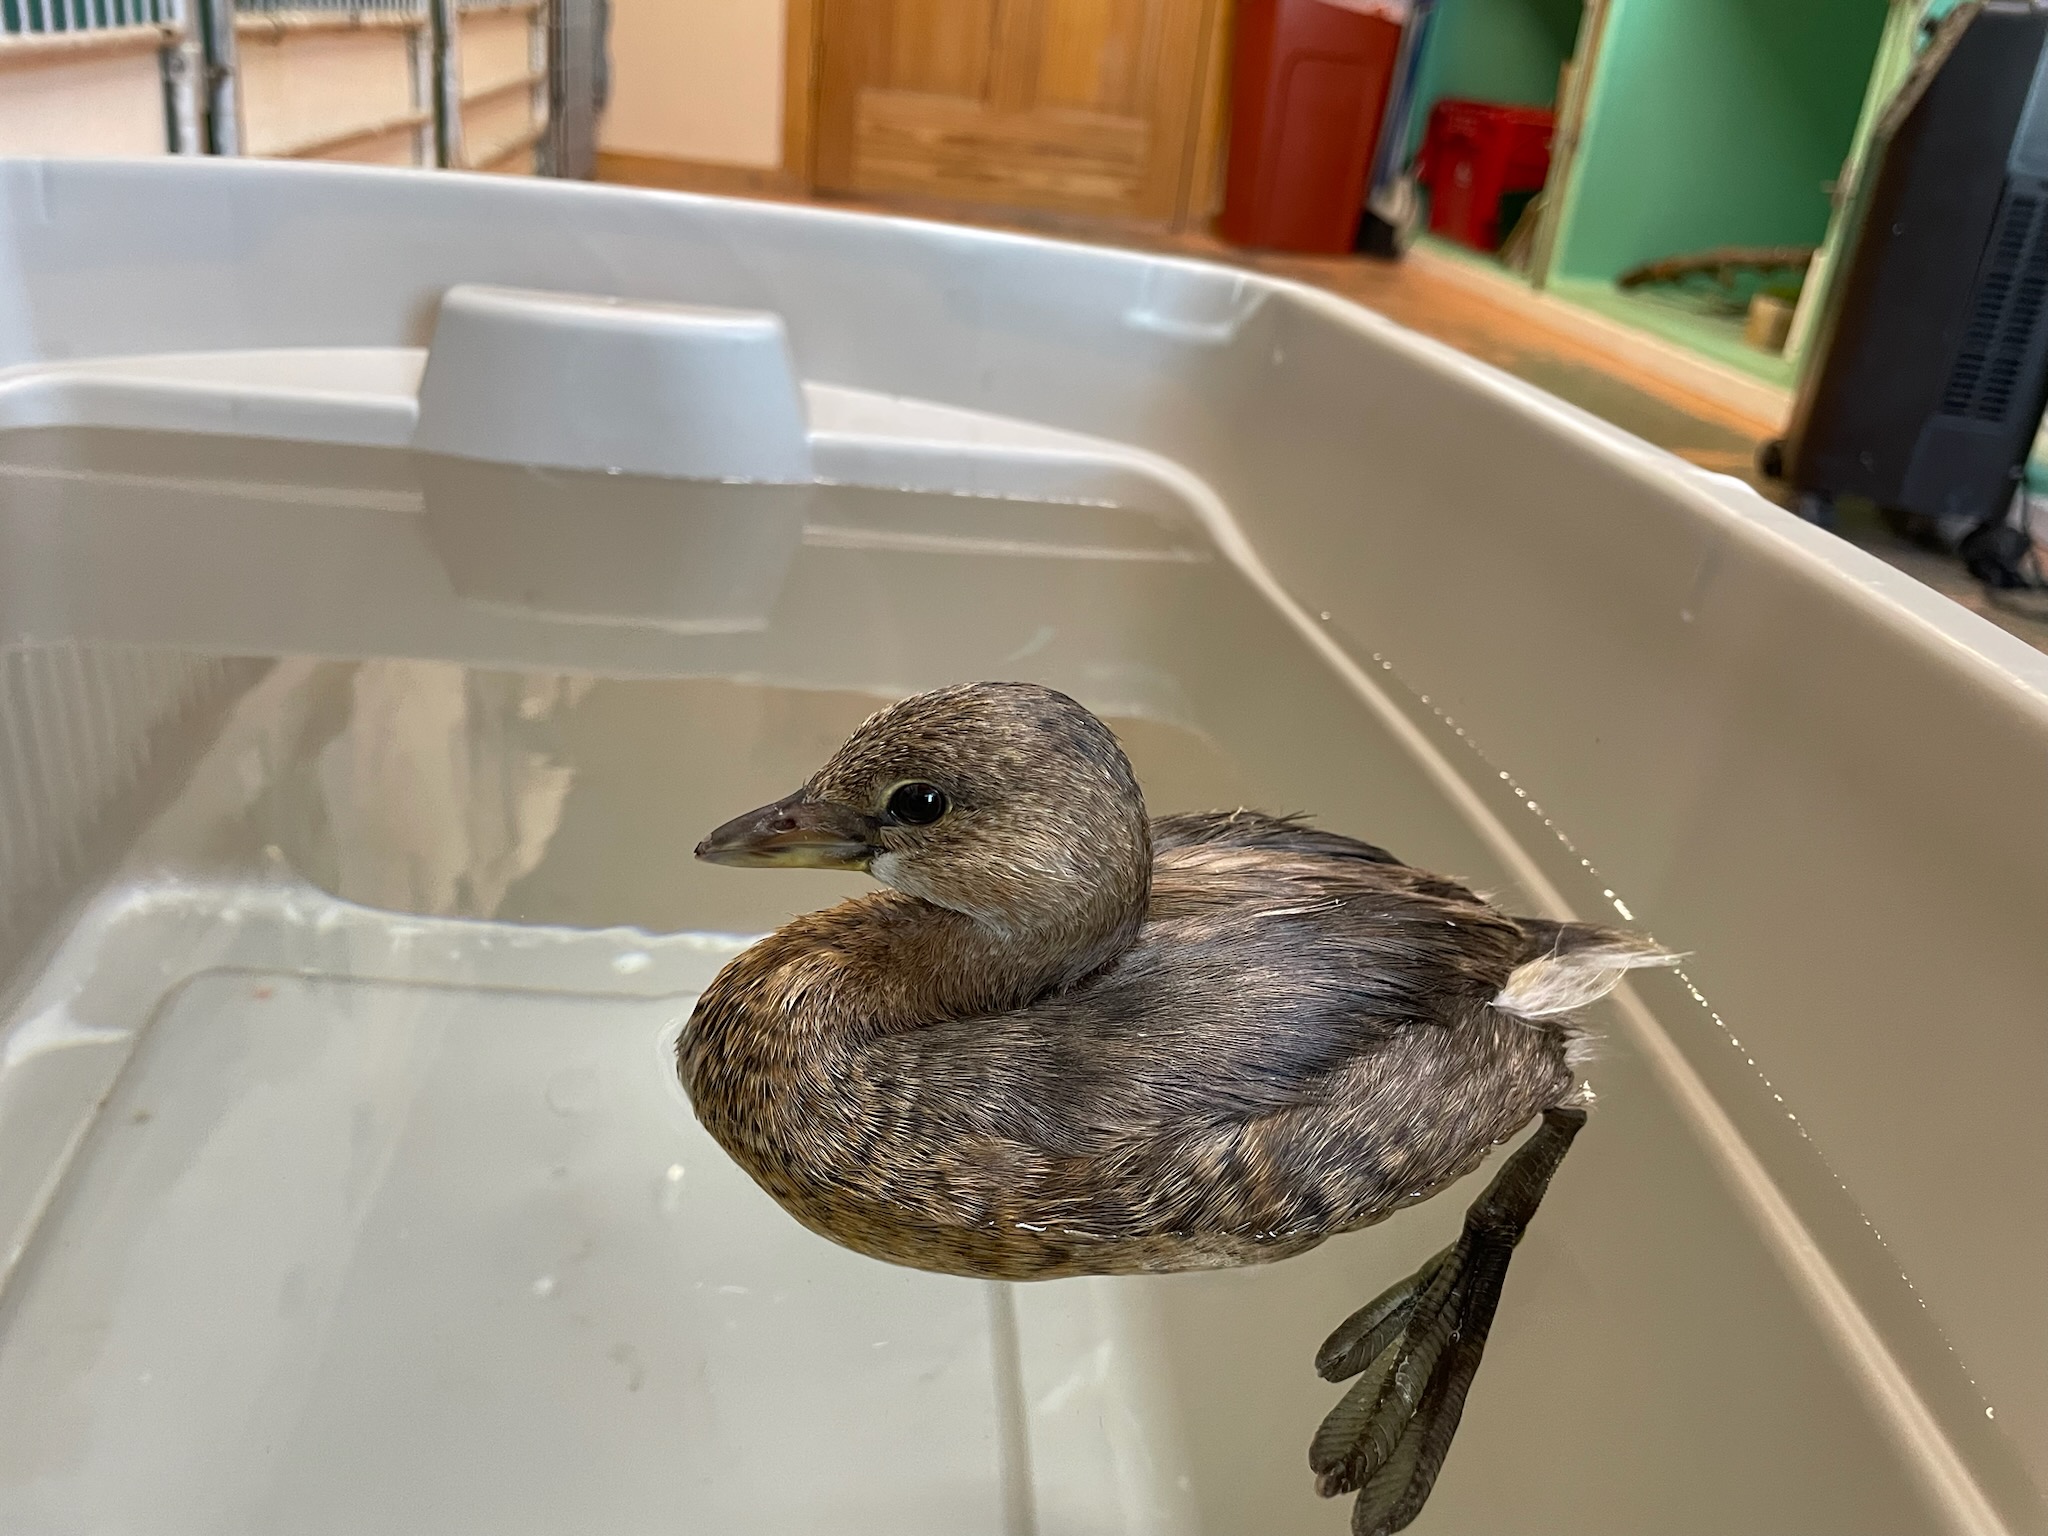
[1307,1106,1586,1535]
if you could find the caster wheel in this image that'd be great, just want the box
[1960,520,2032,589]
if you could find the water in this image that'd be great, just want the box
[0,429,1969,1533]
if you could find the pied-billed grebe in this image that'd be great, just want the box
[679,682,1671,1535]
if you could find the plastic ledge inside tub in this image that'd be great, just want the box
[0,348,427,448]
[0,288,1212,517]
[413,285,816,484]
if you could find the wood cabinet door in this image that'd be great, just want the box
[813,0,1218,225]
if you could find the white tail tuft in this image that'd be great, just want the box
[1493,940,1680,1021]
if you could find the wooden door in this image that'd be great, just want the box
[813,0,1219,225]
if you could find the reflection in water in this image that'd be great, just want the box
[419,458,812,635]
[296,663,592,922]
[262,666,1256,939]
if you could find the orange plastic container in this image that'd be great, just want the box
[1218,0,1404,253]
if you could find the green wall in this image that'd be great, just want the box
[1554,0,1891,282]
[1407,0,1585,155]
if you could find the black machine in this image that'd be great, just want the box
[1768,1,2048,587]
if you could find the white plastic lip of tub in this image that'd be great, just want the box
[0,283,1189,509]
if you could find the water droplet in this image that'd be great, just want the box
[532,1275,557,1298]
[612,949,652,975]
[659,1163,687,1215]
[1987,1406,1995,1420]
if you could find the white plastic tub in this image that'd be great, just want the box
[1,158,2044,1536]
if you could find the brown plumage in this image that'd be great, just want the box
[677,682,1671,1533]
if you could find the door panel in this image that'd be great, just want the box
[879,0,999,96]
[1037,0,1149,113]
[814,0,1216,225]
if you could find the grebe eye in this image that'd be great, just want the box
[885,782,949,825]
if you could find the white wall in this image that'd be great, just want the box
[600,0,785,168]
